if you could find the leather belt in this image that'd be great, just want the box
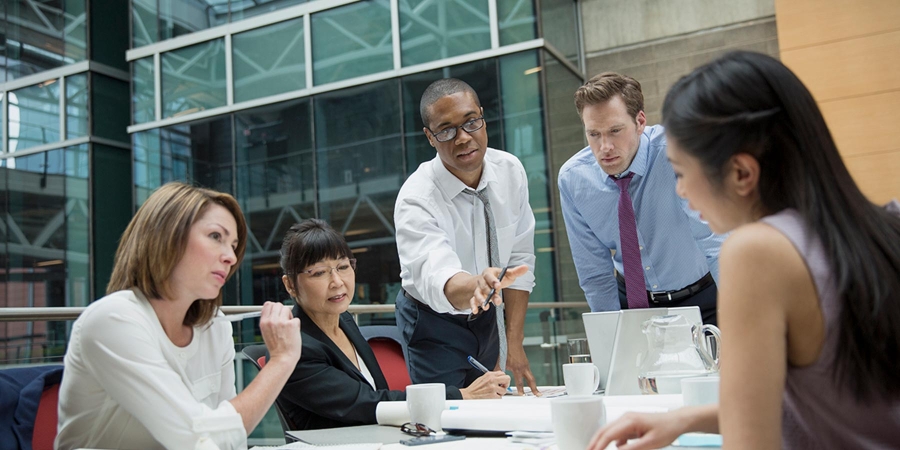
[617,272,714,304]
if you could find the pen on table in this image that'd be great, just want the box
[213,311,262,322]
[477,266,508,313]
[468,356,515,393]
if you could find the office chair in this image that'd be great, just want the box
[241,345,296,433]
[0,365,63,450]
[358,325,412,391]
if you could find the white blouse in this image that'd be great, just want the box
[55,289,246,450]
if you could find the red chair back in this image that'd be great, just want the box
[32,383,60,450]
[367,337,412,391]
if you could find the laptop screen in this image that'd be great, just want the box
[583,307,702,395]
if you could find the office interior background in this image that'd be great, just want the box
[1,0,897,441]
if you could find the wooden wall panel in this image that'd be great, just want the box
[780,31,900,102]
[819,91,900,158]
[776,0,900,51]
[775,0,900,203]
[844,152,900,205]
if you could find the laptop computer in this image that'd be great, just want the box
[583,307,702,395]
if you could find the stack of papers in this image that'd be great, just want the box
[251,442,381,449]
[506,431,555,446]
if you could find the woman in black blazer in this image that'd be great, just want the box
[276,219,510,430]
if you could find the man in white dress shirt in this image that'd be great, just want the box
[394,78,540,395]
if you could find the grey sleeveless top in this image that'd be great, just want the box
[762,208,900,449]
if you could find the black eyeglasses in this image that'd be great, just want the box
[400,422,435,437]
[427,117,485,143]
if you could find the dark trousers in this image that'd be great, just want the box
[395,290,499,388]
[617,277,718,326]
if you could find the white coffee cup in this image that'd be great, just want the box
[563,363,601,397]
[551,396,605,450]
[405,383,446,431]
[681,376,720,406]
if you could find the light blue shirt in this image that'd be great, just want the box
[558,125,725,312]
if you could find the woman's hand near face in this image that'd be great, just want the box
[459,371,511,399]
[259,301,302,365]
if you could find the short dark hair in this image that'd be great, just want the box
[280,219,353,292]
[574,72,643,118]
[663,50,900,402]
[419,78,481,129]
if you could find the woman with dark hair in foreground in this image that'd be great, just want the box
[589,51,900,449]
[276,219,511,430]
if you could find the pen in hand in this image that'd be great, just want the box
[477,266,508,314]
[468,356,514,394]
[467,355,490,373]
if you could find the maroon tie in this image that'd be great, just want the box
[614,173,649,309]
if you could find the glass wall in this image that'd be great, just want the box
[8,81,61,152]
[0,144,89,364]
[0,0,88,82]
[131,50,557,321]
[233,18,306,103]
[540,0,579,64]
[543,50,586,304]
[133,0,312,47]
[311,0,393,85]
[398,0,491,66]
[129,0,549,127]
[161,40,227,118]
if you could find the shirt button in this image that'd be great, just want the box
[652,285,658,289]
[640,246,644,250]
[645,266,650,271]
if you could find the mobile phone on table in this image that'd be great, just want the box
[399,434,465,446]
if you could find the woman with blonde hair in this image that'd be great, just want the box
[56,182,302,450]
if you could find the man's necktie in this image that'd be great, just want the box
[614,173,649,309]
[464,187,507,371]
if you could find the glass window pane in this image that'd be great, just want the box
[161,39,227,119]
[498,0,537,46]
[399,0,491,67]
[159,0,227,41]
[235,99,314,310]
[66,74,89,139]
[0,145,90,364]
[8,80,61,152]
[543,50,584,303]
[315,80,401,305]
[499,50,556,305]
[312,0,393,85]
[233,18,306,103]
[132,57,155,123]
[132,0,159,47]
[132,128,162,206]
[540,0,578,64]
[0,0,87,82]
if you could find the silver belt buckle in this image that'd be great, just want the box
[650,291,673,302]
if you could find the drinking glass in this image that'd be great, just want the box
[567,338,591,364]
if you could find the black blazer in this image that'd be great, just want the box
[277,305,462,430]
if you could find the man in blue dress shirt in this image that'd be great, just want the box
[558,72,724,325]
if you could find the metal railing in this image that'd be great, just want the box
[0,302,590,322]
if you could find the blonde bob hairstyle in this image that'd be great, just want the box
[107,182,247,326]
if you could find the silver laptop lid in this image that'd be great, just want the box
[583,306,702,395]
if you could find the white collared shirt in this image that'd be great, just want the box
[55,289,246,450]
[395,148,536,314]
